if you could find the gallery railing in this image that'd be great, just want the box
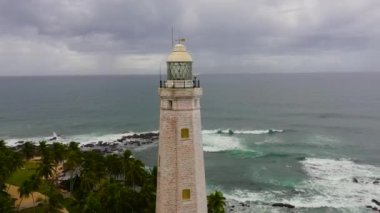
[160,80,200,88]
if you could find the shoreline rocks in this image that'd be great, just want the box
[79,132,159,155]
[272,203,295,209]
[372,199,380,206]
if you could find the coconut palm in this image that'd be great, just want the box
[18,180,33,211]
[18,174,40,212]
[0,190,14,213]
[37,141,49,157]
[1,141,23,193]
[105,154,123,179]
[51,142,66,164]
[122,150,133,186]
[77,151,106,197]
[64,149,82,192]
[36,141,56,184]
[37,154,54,182]
[21,142,36,160]
[82,192,101,213]
[207,190,226,213]
[39,184,64,213]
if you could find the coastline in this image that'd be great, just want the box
[7,132,160,155]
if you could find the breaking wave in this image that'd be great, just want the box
[224,158,380,210]
[3,131,159,147]
[4,128,283,153]
[202,129,284,135]
[202,134,243,152]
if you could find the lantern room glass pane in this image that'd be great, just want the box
[167,62,192,80]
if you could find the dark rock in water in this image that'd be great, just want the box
[372,207,378,211]
[372,199,380,206]
[228,129,234,135]
[366,205,373,209]
[49,137,57,141]
[374,180,379,185]
[216,129,222,134]
[272,203,295,209]
[296,156,306,161]
[83,144,94,148]
[353,177,359,183]
[16,141,25,144]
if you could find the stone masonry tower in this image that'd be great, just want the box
[156,41,207,213]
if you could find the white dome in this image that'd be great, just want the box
[167,44,192,62]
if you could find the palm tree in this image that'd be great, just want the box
[39,184,64,213]
[21,142,36,160]
[0,190,14,213]
[105,154,123,179]
[63,149,82,192]
[207,190,226,213]
[68,141,80,153]
[37,141,55,183]
[18,174,40,212]
[82,192,101,213]
[37,154,54,182]
[77,151,106,198]
[122,150,133,186]
[18,180,33,211]
[123,158,147,191]
[51,142,66,164]
[37,141,49,157]
[1,141,24,193]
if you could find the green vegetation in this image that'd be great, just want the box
[208,190,226,213]
[1,139,227,212]
[7,161,39,186]
[1,140,157,212]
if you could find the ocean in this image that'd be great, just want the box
[1,73,380,212]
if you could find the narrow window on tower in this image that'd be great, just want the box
[182,189,191,200]
[194,99,198,107]
[168,100,173,109]
[181,128,189,139]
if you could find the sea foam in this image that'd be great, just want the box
[202,134,242,152]
[202,129,283,135]
[224,158,380,209]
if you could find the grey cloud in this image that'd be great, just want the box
[0,0,380,75]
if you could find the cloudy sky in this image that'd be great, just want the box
[0,0,379,76]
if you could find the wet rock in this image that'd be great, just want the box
[353,177,359,183]
[272,203,295,209]
[374,180,379,185]
[372,199,380,206]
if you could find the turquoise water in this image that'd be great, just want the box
[1,73,380,212]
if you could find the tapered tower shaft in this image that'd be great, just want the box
[156,43,207,213]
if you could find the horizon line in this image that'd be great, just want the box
[0,71,378,77]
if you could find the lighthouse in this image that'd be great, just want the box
[156,41,207,213]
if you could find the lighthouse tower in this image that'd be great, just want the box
[156,41,207,213]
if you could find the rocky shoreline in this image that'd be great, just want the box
[78,132,159,154]
[225,198,380,212]
[12,132,159,155]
